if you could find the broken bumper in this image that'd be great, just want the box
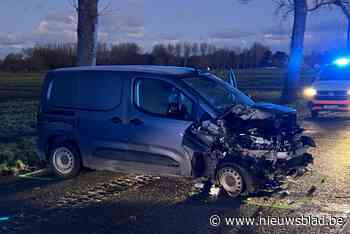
[248,149,314,192]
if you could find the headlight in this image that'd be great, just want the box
[303,87,317,98]
[348,90,350,96]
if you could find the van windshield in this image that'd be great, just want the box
[319,66,350,80]
[182,75,254,113]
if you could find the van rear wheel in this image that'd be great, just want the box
[49,142,82,179]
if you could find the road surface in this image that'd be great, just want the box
[1,115,350,234]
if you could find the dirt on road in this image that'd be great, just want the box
[1,115,350,234]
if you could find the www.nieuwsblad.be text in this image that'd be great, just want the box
[209,214,347,227]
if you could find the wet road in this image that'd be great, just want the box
[303,115,350,200]
[2,116,350,233]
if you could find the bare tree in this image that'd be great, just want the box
[75,0,99,66]
[276,0,308,102]
[311,0,350,49]
[200,43,208,56]
[241,0,326,102]
[183,42,192,66]
[336,1,350,49]
[72,0,113,66]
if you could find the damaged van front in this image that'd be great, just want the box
[38,66,314,199]
[182,74,315,197]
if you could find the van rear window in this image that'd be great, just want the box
[49,74,79,108]
[78,71,123,110]
[48,71,123,110]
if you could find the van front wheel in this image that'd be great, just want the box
[49,142,82,179]
[216,165,245,198]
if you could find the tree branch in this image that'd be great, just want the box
[308,0,335,12]
[335,0,350,18]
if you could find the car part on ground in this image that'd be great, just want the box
[184,103,315,198]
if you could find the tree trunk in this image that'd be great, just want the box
[77,0,99,66]
[337,3,350,50]
[281,0,307,103]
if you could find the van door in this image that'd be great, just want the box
[126,77,196,176]
[76,71,131,171]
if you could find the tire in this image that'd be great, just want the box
[216,164,245,198]
[311,110,319,119]
[49,142,82,179]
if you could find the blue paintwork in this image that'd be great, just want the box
[252,102,296,114]
[37,65,295,178]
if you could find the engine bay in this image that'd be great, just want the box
[184,103,315,193]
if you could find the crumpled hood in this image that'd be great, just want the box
[220,102,296,120]
[218,102,298,133]
[251,102,296,116]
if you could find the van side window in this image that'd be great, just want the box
[78,71,123,110]
[134,78,193,121]
[50,74,79,108]
[48,71,123,110]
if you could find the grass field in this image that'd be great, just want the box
[0,72,45,102]
[0,69,316,102]
[0,69,316,174]
[0,100,38,174]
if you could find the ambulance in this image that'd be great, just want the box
[304,57,350,118]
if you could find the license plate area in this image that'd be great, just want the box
[323,105,339,109]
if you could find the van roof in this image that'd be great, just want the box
[53,65,200,76]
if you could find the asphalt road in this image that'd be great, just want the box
[2,115,350,234]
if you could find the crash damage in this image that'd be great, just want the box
[184,102,315,196]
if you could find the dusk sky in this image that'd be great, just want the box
[0,0,348,58]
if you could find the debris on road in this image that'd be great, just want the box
[307,186,317,197]
[209,185,220,197]
[194,182,205,189]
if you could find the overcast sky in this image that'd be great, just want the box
[0,0,347,58]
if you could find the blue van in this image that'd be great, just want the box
[37,66,314,197]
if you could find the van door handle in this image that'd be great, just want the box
[130,118,144,125]
[110,116,122,124]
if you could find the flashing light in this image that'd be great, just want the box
[303,87,317,98]
[333,57,350,67]
[0,216,10,222]
[348,90,350,96]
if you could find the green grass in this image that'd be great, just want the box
[0,72,44,102]
[0,100,39,175]
[0,69,316,103]
[214,68,315,91]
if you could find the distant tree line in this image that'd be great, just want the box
[0,42,290,72]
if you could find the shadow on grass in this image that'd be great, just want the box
[0,173,60,197]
